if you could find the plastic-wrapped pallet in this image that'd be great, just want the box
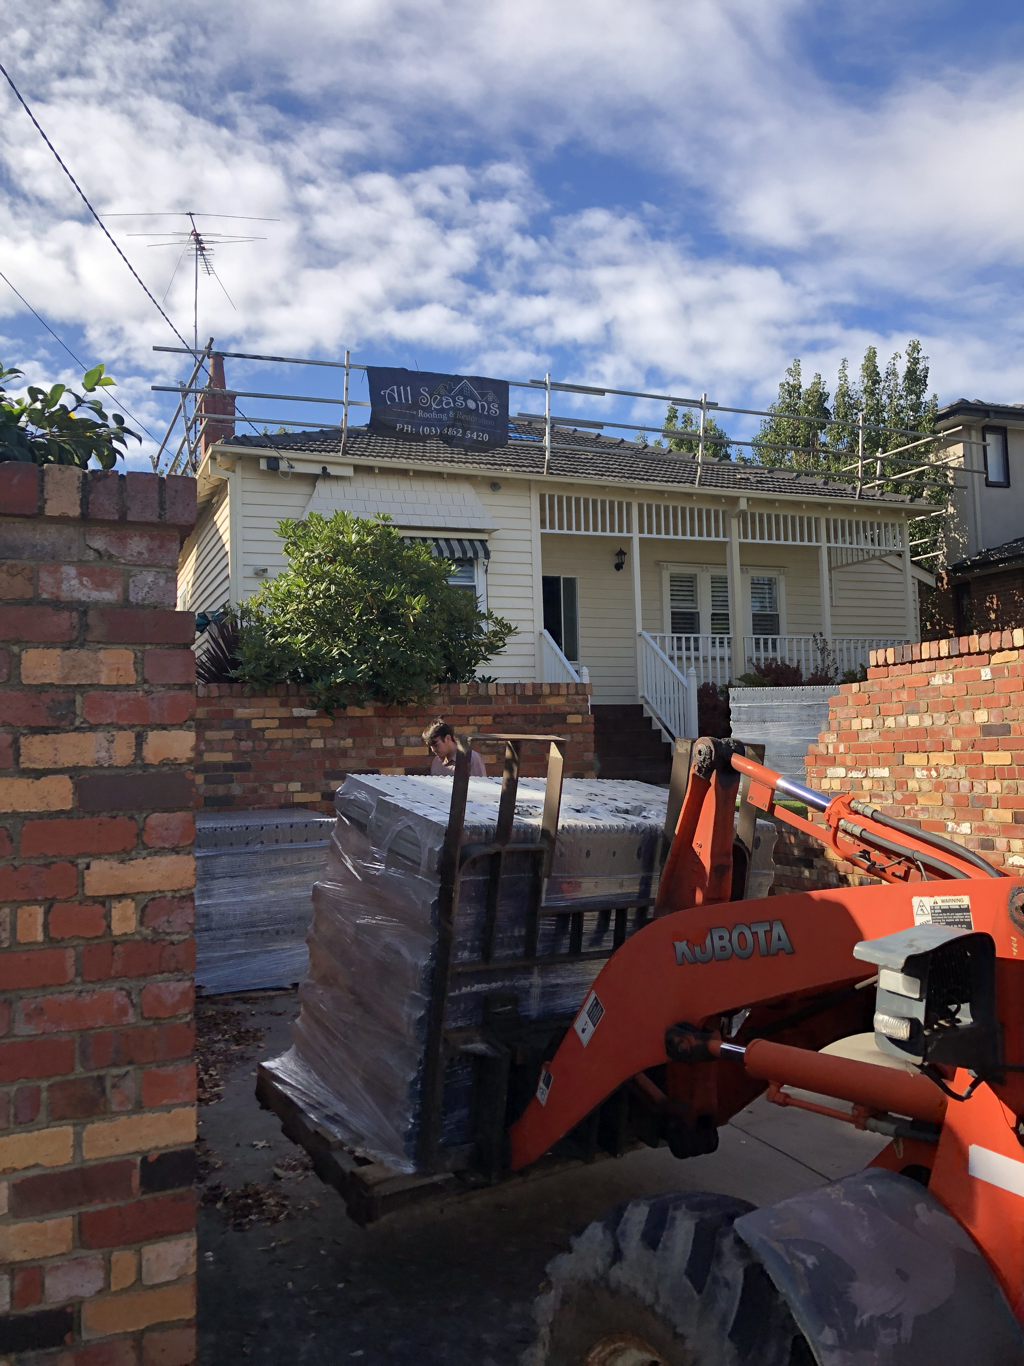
[264,775,672,1173]
[195,809,336,994]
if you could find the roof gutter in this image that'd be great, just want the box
[205,442,923,517]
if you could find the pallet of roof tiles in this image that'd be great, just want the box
[262,774,681,1174]
[194,809,336,994]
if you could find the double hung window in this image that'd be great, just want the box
[750,576,780,637]
[669,573,699,634]
[709,575,730,635]
[668,571,731,637]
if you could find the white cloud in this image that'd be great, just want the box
[0,0,1022,445]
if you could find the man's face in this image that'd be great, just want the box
[430,734,458,763]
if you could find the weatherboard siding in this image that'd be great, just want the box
[178,480,230,614]
[475,480,538,682]
[237,463,317,598]
[541,532,637,704]
[831,555,915,639]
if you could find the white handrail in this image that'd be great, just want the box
[647,633,906,683]
[540,629,587,684]
[639,632,697,741]
[649,633,732,686]
[742,635,906,677]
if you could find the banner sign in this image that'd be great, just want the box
[366,367,509,450]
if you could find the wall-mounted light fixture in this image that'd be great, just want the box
[614,547,627,572]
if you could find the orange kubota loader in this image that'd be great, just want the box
[513,738,1024,1366]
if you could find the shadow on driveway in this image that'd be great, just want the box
[197,989,887,1366]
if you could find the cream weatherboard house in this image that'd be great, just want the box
[176,419,932,741]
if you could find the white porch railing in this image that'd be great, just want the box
[640,632,698,742]
[648,633,905,682]
[742,635,906,677]
[540,629,589,684]
[650,634,733,686]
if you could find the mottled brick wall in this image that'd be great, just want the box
[800,629,1024,875]
[0,464,198,1364]
[769,821,880,896]
[923,566,1024,641]
[195,682,595,811]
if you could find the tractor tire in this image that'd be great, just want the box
[525,1191,814,1366]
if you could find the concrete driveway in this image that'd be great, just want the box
[197,990,887,1366]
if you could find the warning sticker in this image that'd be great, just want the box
[536,1069,553,1106]
[574,991,605,1048]
[912,894,973,930]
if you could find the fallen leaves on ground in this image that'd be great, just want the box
[201,1180,294,1230]
[196,998,267,1106]
[196,1136,223,1183]
[272,1153,314,1181]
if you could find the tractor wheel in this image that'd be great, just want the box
[526,1191,813,1366]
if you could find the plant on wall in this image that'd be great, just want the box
[222,510,515,712]
[0,362,139,468]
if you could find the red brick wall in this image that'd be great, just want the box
[802,629,1024,873]
[195,681,595,811]
[0,464,198,1364]
[769,820,880,896]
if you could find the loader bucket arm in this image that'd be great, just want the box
[510,741,1012,1172]
[512,879,936,1169]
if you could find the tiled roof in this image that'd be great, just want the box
[223,420,919,506]
[937,398,1024,425]
[949,534,1024,575]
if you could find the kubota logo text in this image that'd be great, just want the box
[674,920,794,965]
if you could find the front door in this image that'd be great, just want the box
[543,575,580,663]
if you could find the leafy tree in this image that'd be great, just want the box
[752,360,832,469]
[752,339,949,563]
[829,358,859,464]
[0,362,139,468]
[858,345,884,462]
[227,511,516,713]
[654,403,734,459]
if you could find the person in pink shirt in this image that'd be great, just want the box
[422,720,487,777]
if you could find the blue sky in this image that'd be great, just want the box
[1,0,1022,466]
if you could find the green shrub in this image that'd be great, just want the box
[228,511,516,712]
[0,363,138,468]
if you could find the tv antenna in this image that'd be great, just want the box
[103,211,276,352]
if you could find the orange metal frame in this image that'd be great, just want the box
[508,742,1024,1321]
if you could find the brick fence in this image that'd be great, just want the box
[195,682,595,812]
[800,629,1024,874]
[0,464,198,1364]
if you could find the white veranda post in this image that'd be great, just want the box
[818,540,833,640]
[727,507,743,673]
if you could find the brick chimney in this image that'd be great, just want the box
[198,351,235,458]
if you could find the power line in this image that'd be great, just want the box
[0,61,191,350]
[0,267,160,444]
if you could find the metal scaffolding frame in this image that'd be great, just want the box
[150,343,974,563]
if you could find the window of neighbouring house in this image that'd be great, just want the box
[983,426,1010,487]
[669,573,699,635]
[710,575,730,635]
[750,576,780,636]
[543,575,580,662]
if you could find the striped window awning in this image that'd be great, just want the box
[403,536,490,561]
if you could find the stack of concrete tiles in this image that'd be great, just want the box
[195,809,335,994]
[264,775,671,1173]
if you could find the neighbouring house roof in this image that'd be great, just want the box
[937,399,1024,426]
[222,420,922,507]
[949,534,1024,577]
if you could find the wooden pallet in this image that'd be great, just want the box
[256,1060,625,1226]
[255,1063,474,1225]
